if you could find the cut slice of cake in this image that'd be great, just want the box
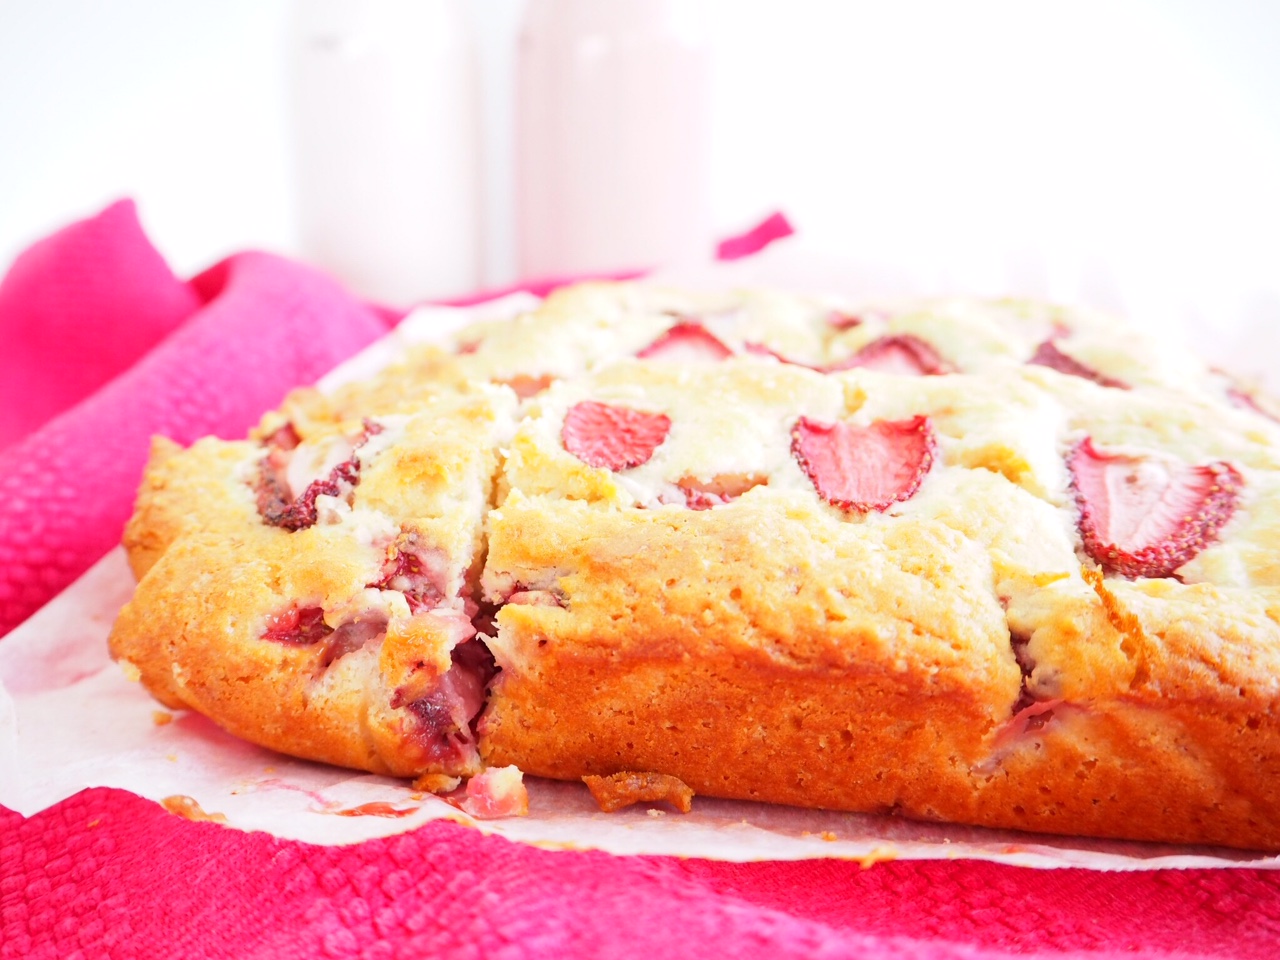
[110,385,518,779]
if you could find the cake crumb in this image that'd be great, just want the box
[161,795,227,824]
[820,831,838,842]
[458,766,529,818]
[119,661,141,682]
[334,802,419,819]
[413,772,463,795]
[152,710,173,726]
[583,771,694,814]
[858,845,899,869]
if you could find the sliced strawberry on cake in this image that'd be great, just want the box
[1029,340,1128,389]
[1067,436,1243,579]
[561,400,672,471]
[791,415,937,512]
[827,334,952,376]
[636,321,733,362]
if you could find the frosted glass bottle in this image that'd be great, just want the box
[516,0,713,278]
[289,0,480,305]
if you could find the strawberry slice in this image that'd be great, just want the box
[828,308,893,330]
[743,341,785,361]
[1227,385,1280,425]
[262,605,332,645]
[374,534,448,613]
[257,421,382,532]
[562,401,671,471]
[321,614,389,667]
[791,416,936,512]
[262,422,301,451]
[827,310,867,331]
[676,473,766,510]
[828,334,950,375]
[742,341,824,371]
[1029,340,1127,389]
[637,321,732,362]
[1067,437,1243,579]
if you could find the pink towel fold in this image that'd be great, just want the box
[0,201,392,635]
[2,203,1277,960]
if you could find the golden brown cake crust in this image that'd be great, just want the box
[110,388,518,778]
[478,496,1280,849]
[484,645,1280,847]
[110,282,1280,848]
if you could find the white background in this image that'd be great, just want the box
[2,0,1279,353]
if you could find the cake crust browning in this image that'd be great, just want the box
[111,388,517,778]
[479,492,1280,849]
[109,283,1280,849]
[484,640,1280,847]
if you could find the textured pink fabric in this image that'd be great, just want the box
[3,789,1279,959]
[3,206,1279,958]
[0,200,202,450]
[716,210,795,261]
[443,212,794,308]
[0,214,392,636]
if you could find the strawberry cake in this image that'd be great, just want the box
[109,283,1280,847]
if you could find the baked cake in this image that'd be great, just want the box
[109,283,1280,848]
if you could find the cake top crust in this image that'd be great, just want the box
[109,281,1280,845]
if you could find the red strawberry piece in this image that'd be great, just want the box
[828,334,950,375]
[791,415,936,512]
[828,308,893,331]
[827,310,867,331]
[262,605,332,645]
[1227,385,1280,425]
[1009,631,1039,716]
[321,614,388,667]
[743,342,823,371]
[676,473,765,510]
[263,422,301,451]
[1067,437,1243,579]
[1029,340,1128,389]
[258,454,361,531]
[743,341,782,360]
[637,321,732,362]
[375,535,448,613]
[256,422,381,531]
[562,401,671,471]
[394,639,494,768]
[497,373,556,399]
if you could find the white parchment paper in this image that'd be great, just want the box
[3,251,1278,870]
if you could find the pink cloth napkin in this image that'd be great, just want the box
[0,202,392,635]
[3,203,1279,959]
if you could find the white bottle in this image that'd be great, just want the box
[289,0,480,305]
[516,0,713,279]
